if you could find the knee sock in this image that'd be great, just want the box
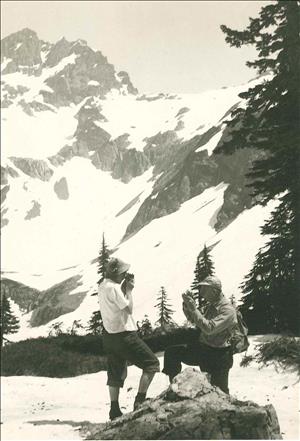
[134,392,146,410]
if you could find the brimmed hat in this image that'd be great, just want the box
[106,257,130,276]
[198,275,222,292]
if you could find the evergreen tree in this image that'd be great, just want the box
[86,311,104,335]
[98,233,111,284]
[154,286,175,329]
[137,315,153,337]
[217,1,300,334]
[191,244,215,309]
[0,294,20,345]
[240,196,298,333]
[68,320,84,335]
[48,321,64,337]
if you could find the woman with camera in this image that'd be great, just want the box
[98,257,160,420]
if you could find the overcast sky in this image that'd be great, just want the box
[1,1,270,94]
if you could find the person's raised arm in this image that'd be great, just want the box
[123,278,134,314]
[184,295,236,335]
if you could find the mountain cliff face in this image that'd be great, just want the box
[1,278,40,313]
[29,275,87,327]
[1,29,42,74]
[1,28,137,102]
[0,276,86,327]
[1,29,270,338]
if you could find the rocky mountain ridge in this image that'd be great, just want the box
[1,28,137,102]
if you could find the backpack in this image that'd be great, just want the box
[230,309,250,354]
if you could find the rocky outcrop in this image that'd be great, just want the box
[1,28,42,74]
[9,157,53,181]
[43,37,73,68]
[112,149,151,183]
[54,177,69,200]
[1,84,29,106]
[25,200,41,220]
[83,368,281,440]
[53,100,151,182]
[123,125,264,239]
[74,105,112,153]
[136,93,166,102]
[1,278,40,313]
[1,275,88,326]
[18,99,54,115]
[1,185,10,204]
[30,275,86,327]
[117,71,138,95]
[1,209,9,228]
[1,29,137,109]
[1,165,19,185]
[42,38,133,106]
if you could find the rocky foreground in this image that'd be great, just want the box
[81,367,281,440]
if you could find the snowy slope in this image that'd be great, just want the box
[5,189,275,343]
[97,84,248,151]
[2,158,155,274]
[2,103,80,160]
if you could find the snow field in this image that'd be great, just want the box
[1,101,82,161]
[1,160,155,276]
[99,84,248,152]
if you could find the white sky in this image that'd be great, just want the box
[1,1,271,94]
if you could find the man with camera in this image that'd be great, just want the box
[162,275,237,394]
[98,257,160,420]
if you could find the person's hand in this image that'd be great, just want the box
[183,294,197,312]
[126,278,134,292]
[182,301,194,323]
[182,301,190,315]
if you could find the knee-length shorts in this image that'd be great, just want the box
[103,330,160,387]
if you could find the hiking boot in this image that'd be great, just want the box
[109,407,123,421]
[133,397,150,411]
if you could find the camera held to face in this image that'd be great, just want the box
[121,272,135,294]
[124,272,134,282]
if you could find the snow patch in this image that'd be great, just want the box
[88,80,100,86]
[1,105,78,160]
[195,126,225,155]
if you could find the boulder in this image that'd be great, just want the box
[83,368,281,440]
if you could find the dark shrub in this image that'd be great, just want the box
[255,337,300,374]
[1,327,199,377]
[144,327,199,352]
[1,334,106,377]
